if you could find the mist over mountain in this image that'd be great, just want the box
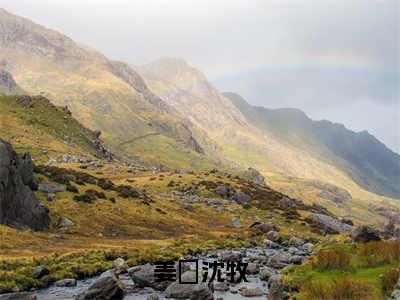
[0,7,398,202]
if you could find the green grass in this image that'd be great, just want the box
[284,241,400,299]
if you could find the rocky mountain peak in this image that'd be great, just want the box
[0,8,104,64]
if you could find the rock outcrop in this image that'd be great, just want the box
[0,69,17,94]
[352,225,381,243]
[306,213,353,234]
[0,140,49,230]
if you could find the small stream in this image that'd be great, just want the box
[34,243,311,300]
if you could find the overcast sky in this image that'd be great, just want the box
[2,0,399,153]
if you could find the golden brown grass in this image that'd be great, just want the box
[301,277,377,300]
[311,249,352,271]
[381,267,400,296]
[359,240,400,267]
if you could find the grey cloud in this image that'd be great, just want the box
[1,0,399,152]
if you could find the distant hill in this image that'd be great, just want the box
[225,92,400,199]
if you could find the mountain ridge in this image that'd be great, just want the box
[225,92,400,199]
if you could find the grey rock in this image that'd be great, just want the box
[113,258,128,274]
[288,237,304,247]
[38,183,66,193]
[0,292,37,300]
[77,272,123,300]
[246,262,258,274]
[164,271,213,299]
[232,217,242,228]
[0,140,49,230]
[302,242,314,252]
[59,217,75,227]
[128,264,170,290]
[239,287,264,297]
[259,267,277,281]
[212,281,229,291]
[215,185,234,198]
[289,255,303,264]
[146,294,159,300]
[218,251,243,262]
[307,213,353,234]
[266,231,280,242]
[55,278,77,287]
[264,239,280,249]
[234,190,251,204]
[245,167,266,186]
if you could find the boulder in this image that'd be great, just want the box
[306,213,353,234]
[0,292,37,300]
[0,140,49,230]
[288,237,304,247]
[259,266,277,281]
[77,271,123,300]
[59,217,75,227]
[239,287,264,297]
[212,281,229,291]
[113,258,128,274]
[266,231,280,242]
[289,255,303,264]
[268,251,291,268]
[215,185,234,198]
[232,217,242,228]
[164,271,213,299]
[234,190,251,204]
[352,225,381,243]
[264,239,280,249]
[38,183,66,193]
[245,167,266,186]
[146,294,159,300]
[246,262,258,274]
[218,251,243,262]
[128,264,170,290]
[302,242,314,252]
[55,278,77,287]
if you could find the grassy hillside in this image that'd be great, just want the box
[0,158,330,293]
[0,95,109,163]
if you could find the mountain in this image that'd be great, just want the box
[225,92,400,199]
[0,8,212,169]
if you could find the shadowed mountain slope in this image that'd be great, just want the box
[225,92,400,199]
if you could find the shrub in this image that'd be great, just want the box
[66,184,78,193]
[301,277,376,300]
[115,185,140,198]
[311,249,352,270]
[97,178,114,190]
[381,267,400,296]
